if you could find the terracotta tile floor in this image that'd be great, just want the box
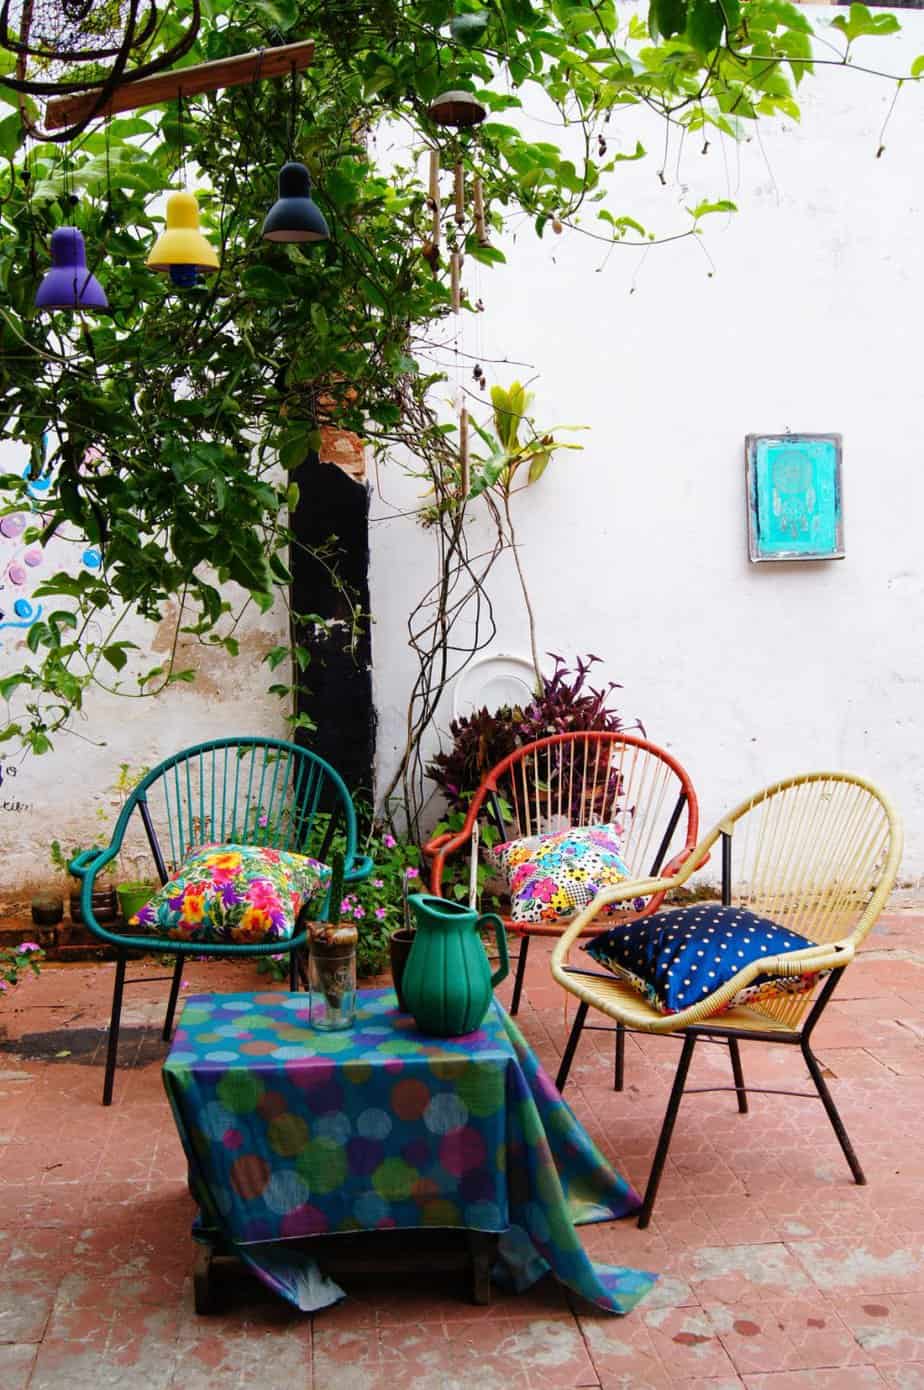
[0,910,921,1388]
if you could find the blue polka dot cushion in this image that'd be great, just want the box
[582,904,817,1015]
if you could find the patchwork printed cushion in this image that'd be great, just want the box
[490,823,634,925]
[582,904,816,1015]
[130,843,331,945]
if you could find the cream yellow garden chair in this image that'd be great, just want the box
[550,772,903,1227]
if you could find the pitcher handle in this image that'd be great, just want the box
[477,913,509,989]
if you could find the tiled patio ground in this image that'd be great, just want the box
[0,909,921,1389]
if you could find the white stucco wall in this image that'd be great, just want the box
[371,9,924,880]
[0,440,288,895]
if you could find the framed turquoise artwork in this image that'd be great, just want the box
[746,433,844,562]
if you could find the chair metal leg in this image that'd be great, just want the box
[614,1022,626,1092]
[728,1038,748,1114]
[163,956,184,1041]
[555,1000,588,1093]
[102,952,127,1107]
[289,947,299,993]
[802,1038,866,1184]
[509,934,530,1016]
[639,1033,697,1228]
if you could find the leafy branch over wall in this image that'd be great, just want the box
[0,0,915,790]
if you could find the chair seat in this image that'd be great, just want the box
[561,967,798,1037]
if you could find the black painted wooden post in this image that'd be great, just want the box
[290,454,376,799]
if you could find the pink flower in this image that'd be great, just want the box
[340,898,353,914]
[258,815,268,828]
[353,906,365,919]
[372,878,384,889]
[374,907,387,921]
[382,833,396,849]
[404,867,419,880]
[18,942,41,952]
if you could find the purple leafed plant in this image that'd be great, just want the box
[427,654,640,811]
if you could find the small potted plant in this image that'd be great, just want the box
[109,763,157,922]
[115,868,157,925]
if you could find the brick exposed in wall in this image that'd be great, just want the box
[319,426,366,483]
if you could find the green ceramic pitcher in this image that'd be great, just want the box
[402,893,510,1037]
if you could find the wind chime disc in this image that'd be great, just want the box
[0,0,202,141]
[427,90,486,129]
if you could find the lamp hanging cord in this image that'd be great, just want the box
[177,87,186,186]
[288,61,298,160]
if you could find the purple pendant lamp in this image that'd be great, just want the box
[35,227,108,311]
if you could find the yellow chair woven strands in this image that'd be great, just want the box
[550,772,903,1227]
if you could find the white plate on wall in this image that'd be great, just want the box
[451,653,541,721]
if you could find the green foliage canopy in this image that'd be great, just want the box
[0,0,910,753]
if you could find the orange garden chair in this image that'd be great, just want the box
[425,731,699,1079]
[551,771,903,1226]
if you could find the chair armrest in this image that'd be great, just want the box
[661,845,711,878]
[422,832,453,862]
[550,874,685,975]
[69,846,110,876]
[345,854,374,884]
[552,931,854,1036]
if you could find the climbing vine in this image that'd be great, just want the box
[0,0,916,807]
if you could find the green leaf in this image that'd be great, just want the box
[650,0,687,41]
[278,427,314,471]
[689,198,737,218]
[0,674,28,699]
[911,54,924,77]
[264,646,290,671]
[830,3,900,42]
[466,242,506,266]
[269,551,293,583]
[0,111,23,160]
[526,450,551,484]
[102,644,128,671]
[686,0,725,53]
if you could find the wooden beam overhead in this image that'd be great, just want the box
[45,39,315,131]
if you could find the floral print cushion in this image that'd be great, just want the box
[130,843,331,945]
[490,823,633,925]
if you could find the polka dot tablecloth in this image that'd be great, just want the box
[163,989,656,1314]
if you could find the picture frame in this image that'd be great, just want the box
[745,433,844,563]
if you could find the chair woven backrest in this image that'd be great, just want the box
[483,732,698,880]
[721,772,902,1026]
[121,738,357,883]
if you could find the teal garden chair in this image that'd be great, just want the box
[70,737,373,1104]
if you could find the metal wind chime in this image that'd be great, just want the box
[425,88,490,503]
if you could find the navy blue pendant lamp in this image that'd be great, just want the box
[262,66,328,244]
[262,161,328,242]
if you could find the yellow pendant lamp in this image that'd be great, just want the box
[146,191,219,285]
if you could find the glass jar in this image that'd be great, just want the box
[307,923,357,1031]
